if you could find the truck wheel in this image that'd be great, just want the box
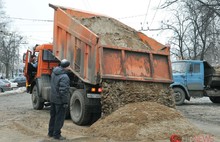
[0,88,3,93]
[209,97,220,103]
[173,88,185,105]
[70,89,91,125]
[32,85,44,110]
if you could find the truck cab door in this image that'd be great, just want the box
[172,61,188,87]
[24,50,32,78]
[186,63,204,90]
[23,50,32,88]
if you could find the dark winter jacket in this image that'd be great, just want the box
[50,66,70,104]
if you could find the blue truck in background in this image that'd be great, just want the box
[171,60,220,105]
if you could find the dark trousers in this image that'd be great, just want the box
[48,103,66,137]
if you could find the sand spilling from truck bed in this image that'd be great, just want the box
[76,16,151,50]
[101,80,175,116]
[86,101,202,141]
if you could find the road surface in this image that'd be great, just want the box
[0,90,219,142]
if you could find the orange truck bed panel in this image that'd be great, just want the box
[100,46,171,82]
[49,4,172,85]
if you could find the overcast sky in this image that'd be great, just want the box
[3,0,171,52]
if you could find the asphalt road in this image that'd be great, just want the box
[176,97,220,141]
[0,89,220,142]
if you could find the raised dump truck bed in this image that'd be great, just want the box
[204,61,220,87]
[205,73,220,87]
[49,4,172,85]
[208,74,220,87]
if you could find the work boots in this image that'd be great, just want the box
[53,135,66,140]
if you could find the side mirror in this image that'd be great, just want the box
[23,53,26,63]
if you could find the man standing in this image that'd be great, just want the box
[48,59,70,140]
[27,55,38,93]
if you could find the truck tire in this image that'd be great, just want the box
[32,85,44,110]
[70,89,91,125]
[209,97,220,103]
[173,87,185,105]
[0,88,3,93]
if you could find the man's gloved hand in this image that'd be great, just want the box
[63,104,68,108]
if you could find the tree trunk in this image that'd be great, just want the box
[5,63,9,79]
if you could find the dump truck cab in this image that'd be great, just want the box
[24,44,59,93]
[24,44,62,110]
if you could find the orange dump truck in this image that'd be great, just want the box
[24,4,172,125]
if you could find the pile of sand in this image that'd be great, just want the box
[76,16,151,50]
[86,101,202,141]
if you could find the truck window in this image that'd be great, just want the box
[172,62,187,73]
[193,63,200,73]
[42,50,59,62]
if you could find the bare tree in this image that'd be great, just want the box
[162,0,220,16]
[161,0,220,62]
[0,0,24,78]
[0,0,6,76]
[185,0,216,60]
[163,9,191,60]
[0,32,23,78]
[0,0,9,31]
[161,0,179,8]
[196,0,220,17]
